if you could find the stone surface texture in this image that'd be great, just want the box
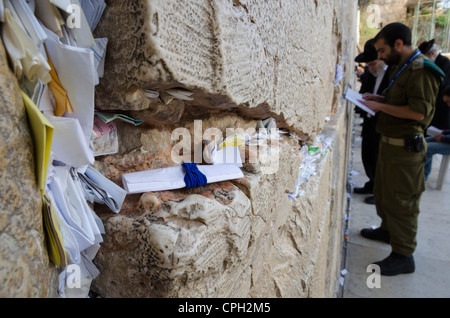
[0,40,59,298]
[94,0,356,142]
[0,0,357,298]
[91,0,357,298]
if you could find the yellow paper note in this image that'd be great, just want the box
[42,193,67,268]
[21,90,54,193]
[46,48,74,116]
[218,134,245,150]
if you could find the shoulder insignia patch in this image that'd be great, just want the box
[411,57,424,71]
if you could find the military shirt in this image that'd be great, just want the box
[377,50,441,137]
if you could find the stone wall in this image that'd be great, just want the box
[0,0,357,298]
[90,0,357,298]
[91,110,350,297]
[0,40,59,298]
[93,0,356,142]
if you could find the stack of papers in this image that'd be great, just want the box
[42,192,68,268]
[1,0,118,298]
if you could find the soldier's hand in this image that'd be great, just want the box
[362,100,379,112]
[362,93,385,103]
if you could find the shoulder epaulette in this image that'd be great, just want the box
[411,57,424,71]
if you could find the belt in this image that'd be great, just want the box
[381,135,405,146]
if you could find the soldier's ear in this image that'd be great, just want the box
[394,39,404,50]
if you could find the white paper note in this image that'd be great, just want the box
[427,125,442,138]
[122,164,244,194]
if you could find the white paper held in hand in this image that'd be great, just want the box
[427,126,442,138]
[345,87,376,116]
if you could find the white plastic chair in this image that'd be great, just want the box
[437,155,450,190]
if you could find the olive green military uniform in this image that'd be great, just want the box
[375,50,443,256]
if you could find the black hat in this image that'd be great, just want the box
[418,39,435,54]
[355,39,378,63]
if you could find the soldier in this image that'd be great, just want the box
[359,23,444,276]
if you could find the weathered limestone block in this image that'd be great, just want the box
[92,182,253,297]
[89,0,357,298]
[129,98,185,127]
[0,0,357,298]
[93,0,348,140]
[0,40,58,298]
[91,103,350,298]
[238,104,349,298]
[92,134,302,297]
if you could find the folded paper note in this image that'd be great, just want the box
[2,7,51,83]
[78,166,127,213]
[46,49,74,116]
[46,187,82,264]
[42,192,68,268]
[22,90,54,192]
[93,114,116,137]
[50,0,72,12]
[91,38,108,79]
[35,0,65,38]
[121,164,244,194]
[10,0,48,46]
[95,111,143,126]
[44,25,96,145]
[48,167,96,252]
[55,0,95,48]
[47,115,94,167]
[81,0,106,31]
[206,136,243,167]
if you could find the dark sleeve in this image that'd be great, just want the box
[437,55,450,89]
[359,70,376,94]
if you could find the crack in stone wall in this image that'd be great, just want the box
[93,0,353,142]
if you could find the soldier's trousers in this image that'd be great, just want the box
[374,140,427,256]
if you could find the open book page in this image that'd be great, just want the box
[345,87,376,116]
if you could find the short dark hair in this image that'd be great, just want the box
[375,22,412,47]
[443,86,450,97]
